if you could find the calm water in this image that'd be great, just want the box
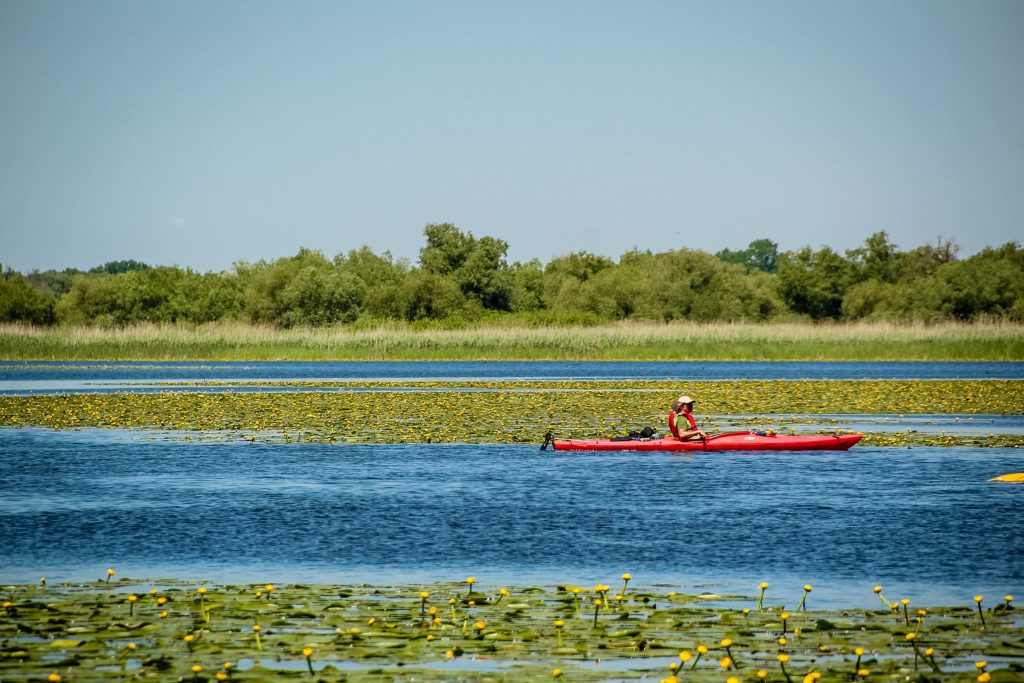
[2,428,1021,607]
[2,360,1021,395]
[0,359,1022,382]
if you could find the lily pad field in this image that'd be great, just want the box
[1,378,1023,448]
[1,576,1022,682]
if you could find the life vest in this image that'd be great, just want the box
[668,410,697,438]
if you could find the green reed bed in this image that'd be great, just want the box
[2,577,1020,682]
[1,380,1022,448]
[2,321,1023,360]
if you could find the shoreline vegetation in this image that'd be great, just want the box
[5,231,1024,331]
[1,576,1019,682]
[2,320,1023,361]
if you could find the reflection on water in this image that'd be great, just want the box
[1,427,1022,608]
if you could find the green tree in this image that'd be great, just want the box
[507,259,545,313]
[846,231,901,284]
[936,242,1024,320]
[396,270,466,321]
[336,247,410,320]
[542,251,615,311]
[56,273,136,326]
[181,272,246,323]
[236,248,338,325]
[26,268,81,299]
[897,238,960,280]
[55,267,201,325]
[90,259,151,275]
[419,223,511,310]
[615,249,782,322]
[278,266,366,326]
[715,239,780,273]
[776,246,854,320]
[0,272,56,324]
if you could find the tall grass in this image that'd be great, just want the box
[1,320,1022,360]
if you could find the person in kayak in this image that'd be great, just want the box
[669,395,709,441]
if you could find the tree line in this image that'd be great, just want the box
[2,224,1022,327]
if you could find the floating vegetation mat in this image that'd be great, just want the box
[2,578,1021,682]
[1,380,1022,447]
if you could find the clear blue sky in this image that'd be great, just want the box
[2,0,1022,273]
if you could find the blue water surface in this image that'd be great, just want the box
[1,360,1022,381]
[2,428,1021,608]
[2,360,1021,395]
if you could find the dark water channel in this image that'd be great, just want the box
[2,428,1021,608]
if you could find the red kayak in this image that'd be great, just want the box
[550,430,862,452]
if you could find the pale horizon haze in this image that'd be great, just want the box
[2,0,1022,273]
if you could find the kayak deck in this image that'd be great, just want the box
[551,431,862,452]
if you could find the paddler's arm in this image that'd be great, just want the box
[677,428,709,441]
